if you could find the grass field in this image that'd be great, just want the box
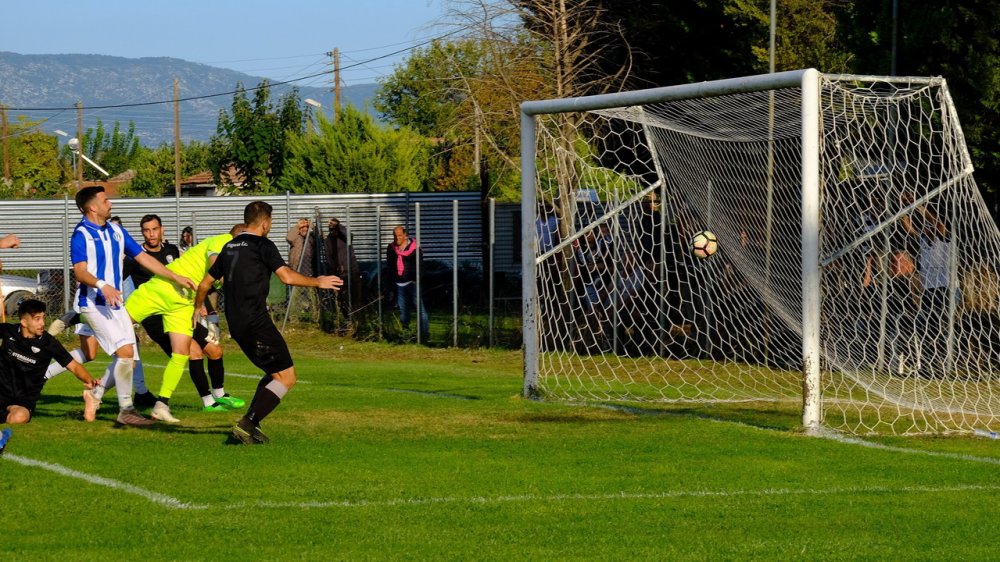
[3,328,1000,560]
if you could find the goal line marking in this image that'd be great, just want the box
[2,453,207,510]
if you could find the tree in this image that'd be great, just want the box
[279,106,430,194]
[125,140,213,197]
[211,82,305,192]
[376,38,495,192]
[840,0,1000,209]
[1,116,66,198]
[81,119,142,179]
[725,0,853,73]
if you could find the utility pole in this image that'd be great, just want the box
[1,104,9,181]
[327,48,341,121]
[76,101,84,188]
[174,77,182,196]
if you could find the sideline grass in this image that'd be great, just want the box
[3,330,1000,560]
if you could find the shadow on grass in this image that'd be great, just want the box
[514,401,802,432]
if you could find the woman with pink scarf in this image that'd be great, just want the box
[386,225,429,342]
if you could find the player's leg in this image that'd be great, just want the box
[186,338,217,410]
[205,342,244,409]
[194,322,244,409]
[150,309,195,423]
[44,328,96,380]
[231,325,294,444]
[4,404,31,424]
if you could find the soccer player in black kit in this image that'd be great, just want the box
[0,299,100,453]
[194,201,342,444]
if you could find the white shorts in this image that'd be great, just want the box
[80,305,136,356]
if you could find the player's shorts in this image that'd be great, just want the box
[74,321,94,337]
[143,315,211,357]
[80,305,136,356]
[125,279,194,338]
[231,321,293,374]
[0,396,37,420]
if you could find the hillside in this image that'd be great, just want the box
[0,52,379,146]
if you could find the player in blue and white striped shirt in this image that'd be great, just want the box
[67,187,196,426]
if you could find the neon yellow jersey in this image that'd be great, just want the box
[164,232,233,283]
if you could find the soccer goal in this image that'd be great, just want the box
[520,69,1000,435]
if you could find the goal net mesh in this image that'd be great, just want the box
[528,74,1000,435]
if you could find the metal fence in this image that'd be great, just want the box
[0,192,524,348]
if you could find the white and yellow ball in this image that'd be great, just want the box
[690,230,719,259]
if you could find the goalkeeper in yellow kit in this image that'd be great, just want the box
[123,223,246,422]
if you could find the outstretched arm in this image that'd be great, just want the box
[66,360,99,389]
[275,265,343,290]
[135,252,196,290]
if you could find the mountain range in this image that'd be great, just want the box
[0,52,380,146]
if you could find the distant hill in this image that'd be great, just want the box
[0,52,380,146]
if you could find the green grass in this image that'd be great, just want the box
[3,330,1000,560]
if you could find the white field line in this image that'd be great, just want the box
[819,431,1000,466]
[139,363,311,384]
[225,483,1000,510]
[594,402,1000,466]
[2,453,207,510]
[7,435,1000,512]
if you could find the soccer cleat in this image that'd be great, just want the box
[82,389,101,422]
[202,402,230,413]
[47,310,79,337]
[151,401,180,423]
[231,422,254,445]
[133,391,158,409]
[249,425,270,444]
[0,427,11,455]
[116,408,154,426]
[215,394,245,409]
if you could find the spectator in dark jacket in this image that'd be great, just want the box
[386,225,429,341]
[324,218,360,322]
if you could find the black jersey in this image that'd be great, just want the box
[209,232,287,335]
[0,323,74,409]
[124,242,180,287]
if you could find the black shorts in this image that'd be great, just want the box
[0,397,36,421]
[231,322,293,375]
[141,316,211,357]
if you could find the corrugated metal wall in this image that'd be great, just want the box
[0,191,521,272]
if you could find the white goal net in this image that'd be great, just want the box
[521,70,1000,435]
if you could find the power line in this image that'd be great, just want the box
[4,24,471,112]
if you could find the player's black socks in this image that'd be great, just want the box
[159,396,170,406]
[246,376,287,425]
[207,357,225,389]
[188,359,211,398]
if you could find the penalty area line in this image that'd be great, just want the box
[221,482,1000,511]
[2,453,207,510]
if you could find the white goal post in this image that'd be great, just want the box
[520,69,996,435]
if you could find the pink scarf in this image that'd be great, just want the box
[396,239,418,276]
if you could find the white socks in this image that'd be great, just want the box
[111,357,136,410]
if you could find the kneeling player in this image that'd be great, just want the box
[0,300,100,430]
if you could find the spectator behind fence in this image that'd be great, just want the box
[180,226,195,254]
[386,225,429,342]
[286,218,319,320]
[325,218,360,321]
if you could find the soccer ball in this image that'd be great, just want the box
[690,230,719,258]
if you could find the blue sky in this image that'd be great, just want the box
[2,0,450,86]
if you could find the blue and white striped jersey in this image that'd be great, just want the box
[70,217,143,308]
